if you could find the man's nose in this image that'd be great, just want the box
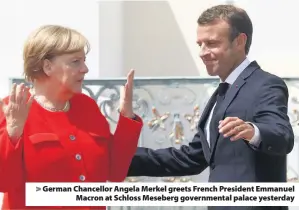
[199,45,209,57]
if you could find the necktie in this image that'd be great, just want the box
[212,82,229,115]
[209,82,229,148]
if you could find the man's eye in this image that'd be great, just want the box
[207,42,217,46]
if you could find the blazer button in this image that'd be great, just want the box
[75,154,82,160]
[79,175,85,181]
[268,146,272,150]
[70,135,76,141]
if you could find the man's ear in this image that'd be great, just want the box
[42,59,53,77]
[235,33,247,52]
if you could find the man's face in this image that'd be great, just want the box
[196,19,239,80]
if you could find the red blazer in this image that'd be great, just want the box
[0,93,143,209]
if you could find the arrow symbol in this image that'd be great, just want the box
[36,187,41,192]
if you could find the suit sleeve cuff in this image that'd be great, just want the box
[246,122,262,147]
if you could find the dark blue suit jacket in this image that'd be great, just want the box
[128,61,294,210]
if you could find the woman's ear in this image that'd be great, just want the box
[42,59,53,77]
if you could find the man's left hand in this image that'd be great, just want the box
[218,117,254,141]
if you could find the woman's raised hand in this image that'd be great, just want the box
[119,69,135,118]
[0,83,34,140]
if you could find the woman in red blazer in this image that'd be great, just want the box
[0,25,143,209]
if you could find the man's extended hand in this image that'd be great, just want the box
[218,117,254,141]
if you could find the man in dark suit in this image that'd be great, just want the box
[127,4,294,210]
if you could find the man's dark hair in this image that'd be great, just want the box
[197,4,253,55]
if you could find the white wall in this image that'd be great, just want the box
[0,0,100,98]
[1,0,299,98]
[122,0,299,77]
[234,0,299,77]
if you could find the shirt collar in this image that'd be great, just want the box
[223,57,251,85]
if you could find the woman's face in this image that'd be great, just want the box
[43,50,89,94]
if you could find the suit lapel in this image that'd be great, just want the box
[196,128,212,163]
[199,87,218,129]
[197,86,218,158]
[209,61,260,155]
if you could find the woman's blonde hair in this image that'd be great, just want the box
[23,25,90,82]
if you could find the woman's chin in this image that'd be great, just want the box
[73,83,84,93]
[73,88,83,94]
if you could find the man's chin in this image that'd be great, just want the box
[206,69,218,77]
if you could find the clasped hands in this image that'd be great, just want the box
[218,117,255,142]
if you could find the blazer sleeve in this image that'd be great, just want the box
[0,101,24,192]
[108,115,143,182]
[252,76,294,156]
[76,93,143,182]
[127,131,208,177]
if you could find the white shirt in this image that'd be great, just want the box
[204,58,261,147]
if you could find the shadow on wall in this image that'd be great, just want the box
[122,1,199,77]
